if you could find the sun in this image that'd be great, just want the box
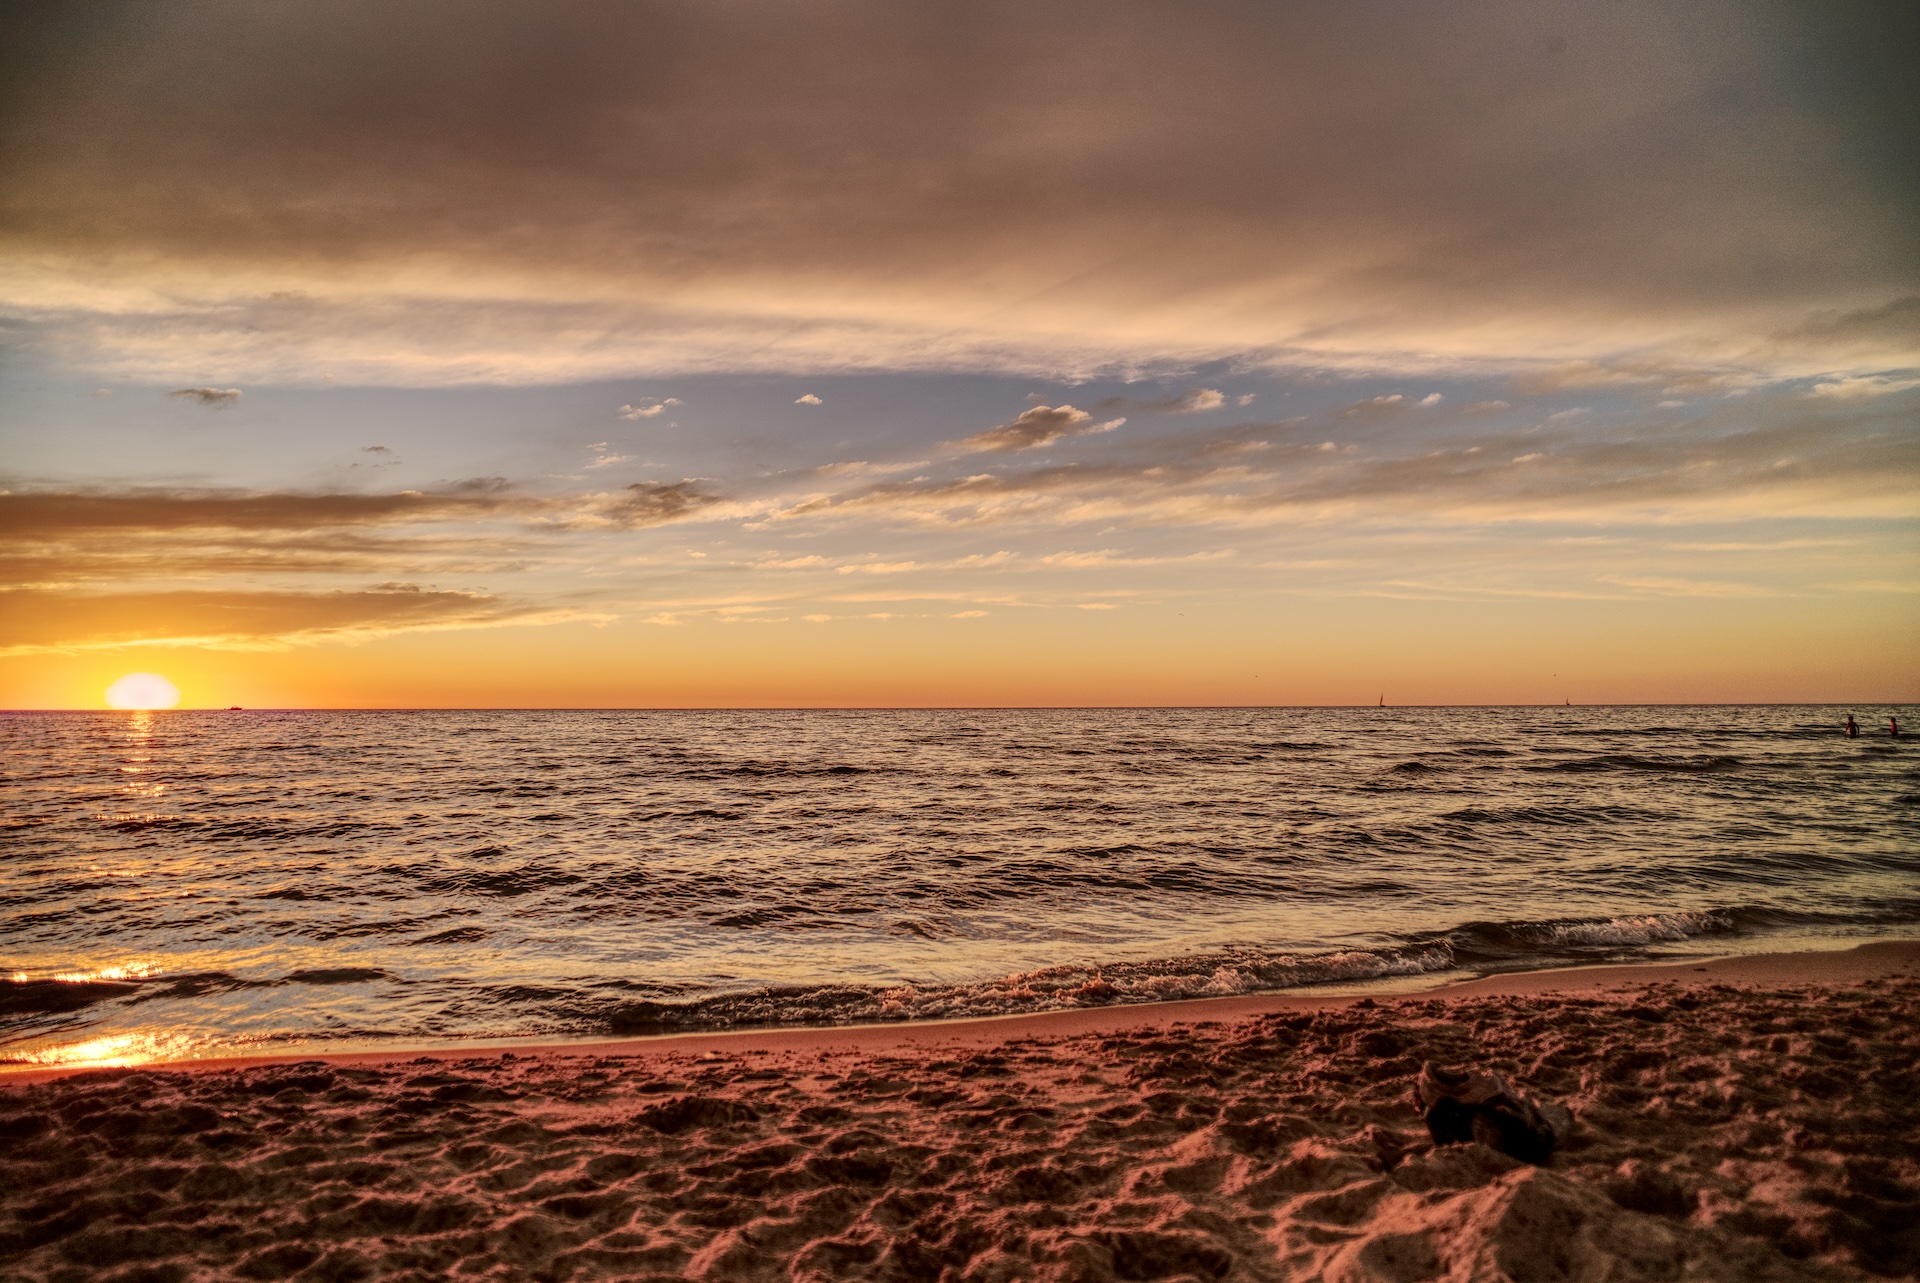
[105,673,181,710]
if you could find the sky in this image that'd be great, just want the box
[2,0,1915,708]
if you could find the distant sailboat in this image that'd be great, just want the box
[1378,693,1384,707]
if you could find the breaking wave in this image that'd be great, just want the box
[597,904,1909,1035]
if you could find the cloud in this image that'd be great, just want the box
[590,481,721,528]
[1098,388,1227,414]
[0,477,736,650]
[807,459,928,478]
[955,405,1123,453]
[0,586,593,654]
[768,391,1920,532]
[1513,360,1746,396]
[0,487,515,536]
[1039,549,1235,568]
[1595,575,1782,599]
[619,397,682,419]
[1168,388,1223,413]
[835,560,919,576]
[0,479,726,594]
[810,551,1015,577]
[1338,394,1405,417]
[795,394,823,406]
[1337,393,1443,417]
[167,387,241,405]
[0,489,529,613]
[1807,374,1920,400]
[1776,296,1920,353]
[3,3,1909,385]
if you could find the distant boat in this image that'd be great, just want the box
[1378,694,1384,707]
[227,706,243,711]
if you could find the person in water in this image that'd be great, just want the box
[1893,716,1903,738]
[1846,714,1858,738]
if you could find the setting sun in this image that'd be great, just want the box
[104,673,181,710]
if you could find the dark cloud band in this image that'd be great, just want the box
[2,0,1913,381]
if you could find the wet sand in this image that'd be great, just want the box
[3,942,1916,1280]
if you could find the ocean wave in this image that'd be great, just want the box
[1429,910,1739,962]
[603,943,1462,1034]
[1527,754,1745,774]
[593,907,1782,1035]
[600,903,1920,1035]
[8,900,1919,1046]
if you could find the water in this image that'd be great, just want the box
[3,706,1915,1068]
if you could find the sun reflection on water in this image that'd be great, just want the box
[90,710,173,822]
[8,1029,204,1070]
[9,962,163,984]
[3,959,199,1072]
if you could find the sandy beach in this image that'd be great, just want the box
[4,942,1916,1281]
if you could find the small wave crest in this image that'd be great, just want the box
[1429,910,1739,964]
[1528,754,1744,774]
[604,942,1459,1034]
[598,902,1918,1037]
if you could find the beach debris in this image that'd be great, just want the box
[1415,1061,1571,1164]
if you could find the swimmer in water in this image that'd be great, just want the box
[1846,714,1858,738]
[1892,715,1902,738]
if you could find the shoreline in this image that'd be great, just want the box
[13,939,1915,1085]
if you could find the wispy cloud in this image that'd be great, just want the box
[807,459,929,479]
[0,480,725,649]
[1039,549,1235,568]
[1808,374,1920,400]
[768,398,1920,532]
[562,482,722,529]
[619,397,682,419]
[167,387,241,405]
[0,586,603,655]
[1097,388,1227,414]
[1337,393,1443,418]
[1596,575,1783,598]
[953,406,1124,453]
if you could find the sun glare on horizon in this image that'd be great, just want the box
[105,673,181,710]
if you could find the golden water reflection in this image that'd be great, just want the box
[9,962,162,984]
[8,1029,204,1070]
[92,710,174,824]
